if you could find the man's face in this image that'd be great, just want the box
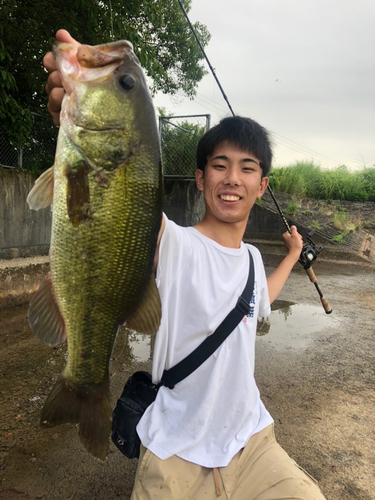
[195,143,269,226]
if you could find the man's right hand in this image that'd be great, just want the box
[43,30,80,126]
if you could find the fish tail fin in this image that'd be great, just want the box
[40,374,111,460]
[79,381,112,461]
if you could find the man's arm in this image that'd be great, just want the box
[266,226,303,304]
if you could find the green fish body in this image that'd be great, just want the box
[27,40,162,460]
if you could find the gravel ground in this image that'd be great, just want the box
[0,262,374,500]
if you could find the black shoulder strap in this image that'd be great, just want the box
[159,250,255,389]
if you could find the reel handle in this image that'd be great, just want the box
[305,267,332,314]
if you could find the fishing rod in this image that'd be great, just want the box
[177,0,332,314]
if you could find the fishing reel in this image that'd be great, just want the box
[298,231,323,270]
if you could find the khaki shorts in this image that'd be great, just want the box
[130,424,325,500]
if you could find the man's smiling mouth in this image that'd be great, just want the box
[219,195,241,201]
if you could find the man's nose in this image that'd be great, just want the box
[224,167,240,185]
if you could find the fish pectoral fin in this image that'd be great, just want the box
[26,166,54,210]
[66,162,91,227]
[126,276,162,335]
[41,374,111,461]
[28,273,67,346]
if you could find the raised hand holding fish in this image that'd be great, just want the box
[44,30,79,126]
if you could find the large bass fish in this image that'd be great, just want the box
[27,40,162,460]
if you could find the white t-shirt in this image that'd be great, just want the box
[137,216,273,467]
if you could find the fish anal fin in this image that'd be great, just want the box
[27,166,54,210]
[66,162,91,227]
[126,276,161,335]
[41,374,111,461]
[28,273,67,346]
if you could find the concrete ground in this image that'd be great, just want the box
[0,260,374,499]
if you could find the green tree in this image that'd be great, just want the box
[159,108,207,177]
[0,23,33,148]
[0,0,210,171]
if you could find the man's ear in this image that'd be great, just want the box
[196,169,204,192]
[258,176,269,198]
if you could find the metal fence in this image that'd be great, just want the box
[0,127,20,169]
[0,113,210,177]
[0,114,58,172]
[159,114,210,177]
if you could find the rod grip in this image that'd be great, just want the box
[305,268,332,314]
[321,297,332,314]
[305,267,317,283]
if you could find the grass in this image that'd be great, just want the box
[271,162,375,202]
[331,206,360,233]
[333,231,350,244]
[332,210,348,230]
[311,219,322,231]
[285,199,299,216]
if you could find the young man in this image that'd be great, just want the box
[44,30,325,500]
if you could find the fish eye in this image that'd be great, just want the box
[118,75,135,91]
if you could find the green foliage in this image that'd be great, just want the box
[271,161,375,202]
[160,112,206,177]
[311,219,322,230]
[333,231,350,244]
[267,171,280,191]
[285,198,299,216]
[17,112,58,174]
[332,210,348,230]
[0,0,210,171]
[0,24,33,146]
[331,206,360,234]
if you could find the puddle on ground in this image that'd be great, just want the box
[127,330,152,362]
[257,300,341,350]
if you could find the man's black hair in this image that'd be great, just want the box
[196,116,272,177]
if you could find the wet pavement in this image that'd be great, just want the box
[257,301,342,350]
[0,265,375,499]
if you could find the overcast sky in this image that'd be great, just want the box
[154,0,375,170]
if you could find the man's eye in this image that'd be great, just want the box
[243,167,255,172]
[214,164,225,169]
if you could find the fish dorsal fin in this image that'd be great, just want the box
[28,274,67,346]
[126,276,162,335]
[66,162,91,227]
[26,166,54,210]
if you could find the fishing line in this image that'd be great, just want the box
[108,0,114,39]
[176,0,332,314]
[176,0,235,117]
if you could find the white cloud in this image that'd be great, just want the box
[154,0,375,169]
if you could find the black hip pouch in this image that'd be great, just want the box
[111,371,159,459]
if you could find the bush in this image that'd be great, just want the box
[270,162,375,202]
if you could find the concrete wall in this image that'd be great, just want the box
[0,172,207,260]
[0,169,51,259]
[0,169,329,259]
[0,169,367,261]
